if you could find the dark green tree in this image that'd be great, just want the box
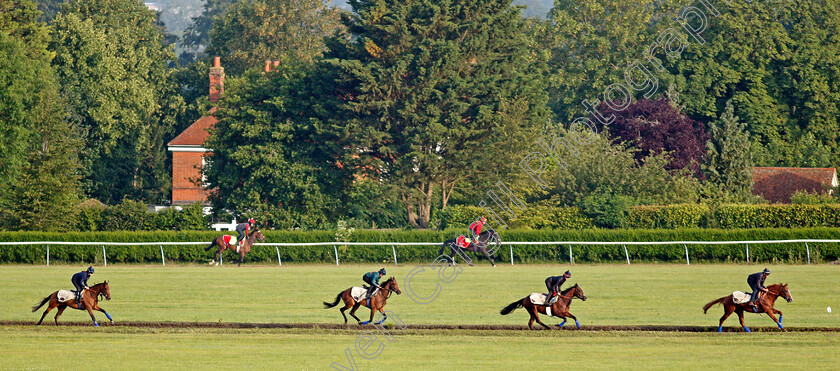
[0,0,81,230]
[51,0,185,204]
[704,100,753,201]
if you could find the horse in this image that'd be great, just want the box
[32,281,112,327]
[703,283,792,332]
[323,277,402,325]
[205,229,265,266]
[440,229,501,266]
[500,284,587,330]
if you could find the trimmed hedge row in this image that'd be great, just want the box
[2,228,839,264]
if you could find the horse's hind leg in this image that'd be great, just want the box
[340,302,353,324]
[54,305,67,325]
[349,304,363,324]
[717,305,735,332]
[736,310,750,332]
[37,303,54,325]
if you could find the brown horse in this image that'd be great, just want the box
[440,229,501,266]
[32,281,112,327]
[205,229,265,266]
[500,284,587,330]
[323,277,402,325]
[703,283,792,332]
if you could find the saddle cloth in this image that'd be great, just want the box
[222,235,240,252]
[529,293,557,305]
[350,287,370,301]
[57,290,76,303]
[732,291,752,304]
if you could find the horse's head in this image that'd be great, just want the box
[384,277,401,295]
[775,283,793,303]
[573,284,586,301]
[93,281,111,301]
[252,229,266,242]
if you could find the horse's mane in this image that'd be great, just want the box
[560,284,578,295]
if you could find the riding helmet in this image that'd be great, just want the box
[379,268,386,275]
[480,216,487,222]
[249,218,256,224]
[87,266,95,274]
[763,268,770,274]
[564,270,571,277]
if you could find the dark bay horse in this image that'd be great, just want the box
[703,283,792,332]
[33,281,112,327]
[500,284,587,330]
[323,277,401,325]
[205,229,265,266]
[440,229,501,266]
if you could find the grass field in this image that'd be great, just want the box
[3,263,840,369]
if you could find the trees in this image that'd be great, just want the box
[704,100,753,201]
[51,0,184,204]
[319,0,549,228]
[204,0,343,76]
[0,0,81,231]
[597,98,708,176]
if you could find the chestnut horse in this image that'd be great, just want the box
[500,284,587,330]
[205,229,265,266]
[323,277,401,325]
[32,281,112,327]
[703,283,793,332]
[440,229,501,266]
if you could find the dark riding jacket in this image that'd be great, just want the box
[746,272,767,291]
[235,222,251,241]
[363,271,382,287]
[545,275,567,294]
[71,271,90,291]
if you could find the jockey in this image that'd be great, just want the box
[544,270,571,305]
[455,235,473,250]
[235,218,256,248]
[71,266,94,308]
[747,268,770,312]
[363,268,387,298]
[468,216,487,238]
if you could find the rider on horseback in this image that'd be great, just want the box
[544,270,571,305]
[747,268,770,312]
[71,266,94,308]
[455,235,474,251]
[235,218,256,250]
[363,268,387,299]
[468,216,487,238]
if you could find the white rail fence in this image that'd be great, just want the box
[1,239,837,266]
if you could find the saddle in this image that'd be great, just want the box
[57,290,76,303]
[350,287,370,301]
[528,293,558,306]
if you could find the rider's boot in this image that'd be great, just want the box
[77,291,83,309]
[544,293,554,306]
[750,302,759,313]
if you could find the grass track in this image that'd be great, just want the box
[5,264,840,369]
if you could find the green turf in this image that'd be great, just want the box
[2,326,839,370]
[8,264,840,328]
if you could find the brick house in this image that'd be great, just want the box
[167,57,225,205]
[751,167,838,203]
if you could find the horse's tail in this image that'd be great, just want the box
[32,294,51,312]
[500,297,525,315]
[205,239,216,252]
[703,296,727,314]
[323,292,343,309]
[439,240,452,256]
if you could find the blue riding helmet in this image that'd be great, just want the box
[379,268,386,276]
[762,268,770,274]
[87,266,94,274]
[563,270,571,277]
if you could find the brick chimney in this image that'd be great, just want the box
[209,56,224,103]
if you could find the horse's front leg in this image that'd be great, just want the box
[85,307,99,327]
[96,307,114,324]
[238,252,244,267]
[480,248,495,267]
[764,309,785,331]
[567,313,580,329]
[375,308,387,325]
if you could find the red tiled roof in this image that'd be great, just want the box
[751,167,838,203]
[168,108,218,147]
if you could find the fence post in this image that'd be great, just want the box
[746,244,750,262]
[276,246,282,266]
[334,245,339,266]
[509,245,514,265]
[102,246,107,267]
[623,245,630,265]
[46,245,50,267]
[392,246,398,266]
[160,245,166,266]
[569,245,574,265]
[684,244,690,265]
[805,243,811,265]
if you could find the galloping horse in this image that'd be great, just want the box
[500,284,587,330]
[32,281,112,327]
[440,229,501,266]
[703,283,793,332]
[323,277,402,325]
[205,229,265,266]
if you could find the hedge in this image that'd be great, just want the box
[2,228,839,264]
